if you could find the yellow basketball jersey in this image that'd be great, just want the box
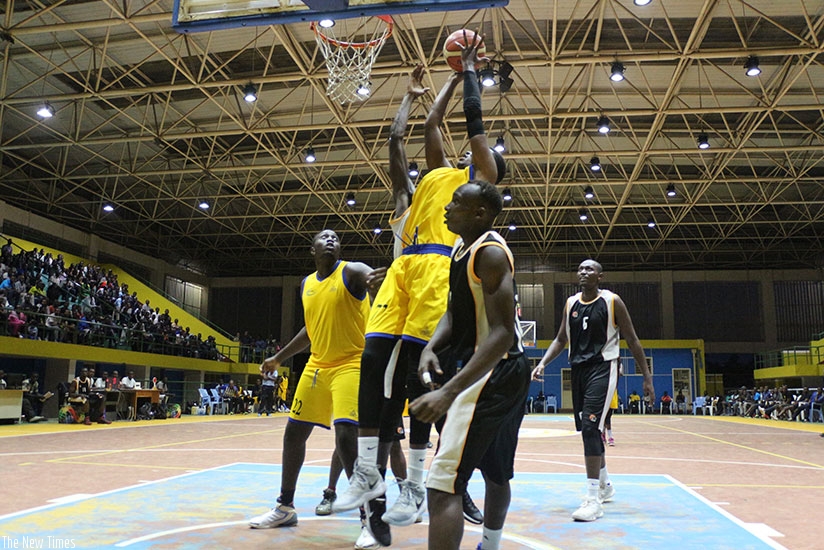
[302,260,370,368]
[393,166,470,249]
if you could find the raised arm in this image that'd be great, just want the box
[424,72,463,170]
[460,31,499,185]
[344,261,386,302]
[389,65,429,218]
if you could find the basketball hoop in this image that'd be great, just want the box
[311,15,393,104]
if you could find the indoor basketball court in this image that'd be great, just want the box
[1,412,820,549]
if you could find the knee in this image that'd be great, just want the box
[581,422,603,456]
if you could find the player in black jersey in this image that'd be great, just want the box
[533,259,654,522]
[411,180,530,550]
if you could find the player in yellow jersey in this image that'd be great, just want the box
[333,34,506,542]
[248,229,384,533]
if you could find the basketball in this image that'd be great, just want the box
[443,29,486,72]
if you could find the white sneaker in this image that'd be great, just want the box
[382,480,426,526]
[332,460,386,512]
[571,498,603,522]
[248,504,298,528]
[599,483,615,502]
[354,524,382,550]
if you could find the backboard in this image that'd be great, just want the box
[173,0,510,33]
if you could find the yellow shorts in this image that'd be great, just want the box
[365,252,450,343]
[288,357,360,428]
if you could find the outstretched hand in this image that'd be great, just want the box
[260,358,280,374]
[460,29,489,72]
[365,266,388,293]
[408,64,430,97]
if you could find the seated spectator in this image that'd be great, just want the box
[69,367,111,425]
[661,391,673,413]
[21,373,53,417]
[93,370,107,390]
[675,389,687,413]
[223,379,245,414]
[7,309,25,336]
[108,370,119,391]
[0,369,6,389]
[629,390,641,414]
[119,370,137,390]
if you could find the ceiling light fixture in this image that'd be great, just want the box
[584,186,595,200]
[373,224,382,234]
[198,200,210,210]
[590,156,601,172]
[36,102,54,118]
[479,66,497,88]
[494,136,506,153]
[242,83,257,103]
[666,183,677,198]
[744,55,761,77]
[345,192,356,206]
[318,19,335,28]
[356,81,371,97]
[596,115,611,134]
[305,147,316,163]
[697,133,710,149]
[408,162,419,177]
[508,220,517,231]
[610,61,625,82]
[502,188,513,202]
[647,218,657,228]
[579,208,589,222]
[102,204,114,212]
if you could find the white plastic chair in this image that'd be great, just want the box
[209,388,228,414]
[197,388,213,415]
[692,396,706,415]
[545,395,558,413]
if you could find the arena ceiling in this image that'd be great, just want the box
[1,0,824,277]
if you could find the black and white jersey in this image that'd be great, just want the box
[564,288,620,367]
[448,230,524,368]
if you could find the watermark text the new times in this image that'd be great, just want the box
[1,536,76,549]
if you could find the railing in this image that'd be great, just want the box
[754,344,824,369]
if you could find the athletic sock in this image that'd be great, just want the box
[606,428,613,439]
[599,466,611,486]
[278,489,295,507]
[358,436,379,466]
[587,478,599,499]
[480,526,503,550]
[408,448,428,485]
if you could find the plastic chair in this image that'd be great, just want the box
[196,388,214,415]
[209,388,228,414]
[660,400,674,414]
[545,395,558,413]
[692,396,706,415]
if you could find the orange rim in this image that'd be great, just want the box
[311,15,393,49]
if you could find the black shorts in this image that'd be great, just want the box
[426,354,531,495]
[571,359,618,432]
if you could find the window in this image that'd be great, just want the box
[165,276,204,317]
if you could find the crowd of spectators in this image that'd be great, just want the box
[0,237,221,360]
[234,331,281,364]
[715,385,824,421]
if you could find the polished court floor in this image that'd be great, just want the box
[1,412,821,549]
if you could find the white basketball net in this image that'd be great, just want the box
[312,16,393,104]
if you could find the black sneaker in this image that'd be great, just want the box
[364,494,391,547]
[463,489,483,525]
